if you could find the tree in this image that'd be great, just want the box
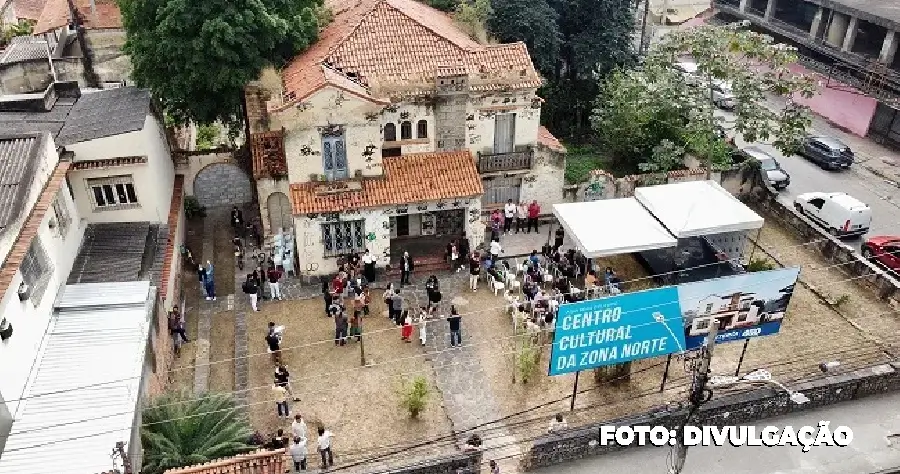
[120,0,322,130]
[645,23,817,171]
[141,392,254,474]
[453,0,492,42]
[486,0,560,75]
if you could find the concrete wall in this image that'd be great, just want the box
[0,60,53,95]
[255,176,292,237]
[0,180,85,419]
[520,146,566,208]
[83,29,132,85]
[521,362,900,470]
[466,90,541,155]
[68,115,176,223]
[193,162,254,208]
[174,150,235,196]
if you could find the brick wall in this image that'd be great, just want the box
[521,362,900,470]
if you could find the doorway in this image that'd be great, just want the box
[267,192,292,233]
[395,215,410,237]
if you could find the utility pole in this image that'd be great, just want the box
[639,0,651,55]
[670,318,719,474]
[359,314,367,367]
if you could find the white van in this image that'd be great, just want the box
[793,192,872,238]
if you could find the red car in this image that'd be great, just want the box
[862,236,900,273]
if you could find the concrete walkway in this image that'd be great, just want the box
[396,272,523,471]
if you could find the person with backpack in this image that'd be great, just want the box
[242,274,260,312]
[266,322,283,365]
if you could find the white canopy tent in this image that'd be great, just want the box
[552,198,677,257]
[633,180,764,238]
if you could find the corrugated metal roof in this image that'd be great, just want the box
[0,132,43,233]
[0,281,154,474]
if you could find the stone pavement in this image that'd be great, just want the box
[193,209,223,395]
[483,224,576,259]
[394,272,523,470]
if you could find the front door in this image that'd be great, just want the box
[322,132,349,181]
[493,113,516,154]
[395,215,410,237]
[267,192,292,233]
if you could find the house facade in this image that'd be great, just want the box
[245,0,566,275]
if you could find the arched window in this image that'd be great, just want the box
[384,123,397,142]
[400,121,412,140]
[416,120,428,139]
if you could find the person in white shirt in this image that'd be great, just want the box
[515,202,528,234]
[503,199,516,235]
[362,249,376,283]
[291,414,308,439]
[290,436,308,471]
[317,426,334,469]
[489,238,502,264]
[548,413,568,433]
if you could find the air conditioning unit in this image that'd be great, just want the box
[18,282,30,301]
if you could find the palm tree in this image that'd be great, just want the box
[141,392,254,474]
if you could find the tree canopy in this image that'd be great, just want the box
[141,392,253,474]
[120,0,323,129]
[486,0,560,75]
[592,23,817,174]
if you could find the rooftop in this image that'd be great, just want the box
[11,0,48,21]
[0,36,50,65]
[815,0,900,29]
[0,281,154,474]
[277,0,541,108]
[290,150,483,214]
[34,0,122,34]
[67,222,168,284]
[0,132,44,233]
[0,82,152,147]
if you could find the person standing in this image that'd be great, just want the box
[362,250,376,282]
[275,363,298,401]
[448,240,459,273]
[527,200,541,233]
[503,199,516,235]
[391,291,404,326]
[425,275,439,308]
[168,306,189,344]
[553,226,565,251]
[290,436,308,471]
[516,202,527,234]
[383,283,395,319]
[489,460,500,474]
[458,234,470,272]
[468,252,481,292]
[291,414,309,439]
[266,322,283,365]
[197,264,208,298]
[348,310,362,342]
[204,261,216,301]
[273,383,289,419]
[400,251,414,287]
[334,308,348,346]
[267,265,284,301]
[317,426,335,470]
[447,305,462,347]
[419,306,434,346]
[489,238,503,264]
[231,206,244,232]
[489,210,502,242]
[362,286,371,317]
[400,310,413,342]
[242,275,260,312]
[322,279,333,317]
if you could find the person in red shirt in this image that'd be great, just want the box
[331,273,345,297]
[527,200,541,234]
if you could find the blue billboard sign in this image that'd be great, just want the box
[549,287,687,376]
[680,267,801,349]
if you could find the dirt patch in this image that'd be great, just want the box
[207,309,235,394]
[245,297,454,466]
[166,219,205,393]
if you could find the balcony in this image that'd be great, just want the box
[477,149,533,173]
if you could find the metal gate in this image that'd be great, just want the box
[267,192,293,233]
[482,176,521,206]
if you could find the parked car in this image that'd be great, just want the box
[710,80,736,110]
[739,147,790,189]
[674,61,699,86]
[862,236,900,273]
[798,136,854,170]
[793,192,871,238]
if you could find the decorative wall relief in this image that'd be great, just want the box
[367,232,377,241]
[468,208,480,223]
[396,207,408,214]
[469,135,481,145]
[307,213,319,219]
[363,144,377,162]
[382,220,390,229]
[300,145,316,156]
[399,111,410,120]
[466,114,475,121]
[530,97,542,109]
[364,112,379,122]
[385,104,399,113]
[523,174,537,184]
[296,102,312,112]
[333,91,346,107]
[467,124,476,131]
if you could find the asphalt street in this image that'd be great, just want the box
[532,391,900,474]
[726,114,900,253]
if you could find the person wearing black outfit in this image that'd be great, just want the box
[333,308,348,346]
[400,251,414,286]
[458,234,470,271]
[447,305,462,347]
[554,227,565,251]
[197,264,208,298]
[425,275,440,308]
[468,253,481,292]
[269,429,289,449]
[266,322,282,364]
[322,279,332,317]
[362,250,376,282]
[231,206,244,232]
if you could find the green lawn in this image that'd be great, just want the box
[563,144,637,184]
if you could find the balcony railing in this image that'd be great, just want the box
[477,149,533,173]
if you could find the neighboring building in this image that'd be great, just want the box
[0,0,129,95]
[713,0,900,144]
[244,0,566,274]
[0,0,47,24]
[0,82,185,469]
[684,292,763,336]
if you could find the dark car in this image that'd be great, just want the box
[798,136,854,170]
[739,147,790,189]
[862,235,900,274]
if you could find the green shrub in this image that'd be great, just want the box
[184,195,206,219]
[399,376,430,418]
[196,124,220,150]
[746,257,775,272]
[516,334,541,384]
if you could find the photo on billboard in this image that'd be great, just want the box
[679,266,802,350]
[549,287,686,376]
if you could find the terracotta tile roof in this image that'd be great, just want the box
[537,126,566,154]
[12,0,48,21]
[278,0,541,108]
[250,130,288,179]
[163,449,286,474]
[69,156,147,170]
[159,174,184,301]
[34,0,122,34]
[290,150,483,214]
[0,161,69,298]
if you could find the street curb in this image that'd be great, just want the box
[863,164,900,189]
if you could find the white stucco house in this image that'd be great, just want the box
[245,0,567,275]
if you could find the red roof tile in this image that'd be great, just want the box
[0,161,69,297]
[159,174,184,302]
[34,0,121,34]
[290,150,483,214]
[69,156,147,170]
[163,449,285,474]
[250,130,287,179]
[12,0,48,21]
[278,0,541,107]
[537,126,566,153]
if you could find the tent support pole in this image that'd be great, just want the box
[734,339,750,376]
[570,370,580,411]
[660,353,672,392]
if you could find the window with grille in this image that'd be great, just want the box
[322,220,365,258]
[87,175,139,210]
[400,121,412,140]
[21,236,53,306]
[384,123,397,141]
[52,193,71,237]
[416,120,428,139]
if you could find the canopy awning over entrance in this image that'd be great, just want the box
[552,198,677,257]
[633,180,764,238]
